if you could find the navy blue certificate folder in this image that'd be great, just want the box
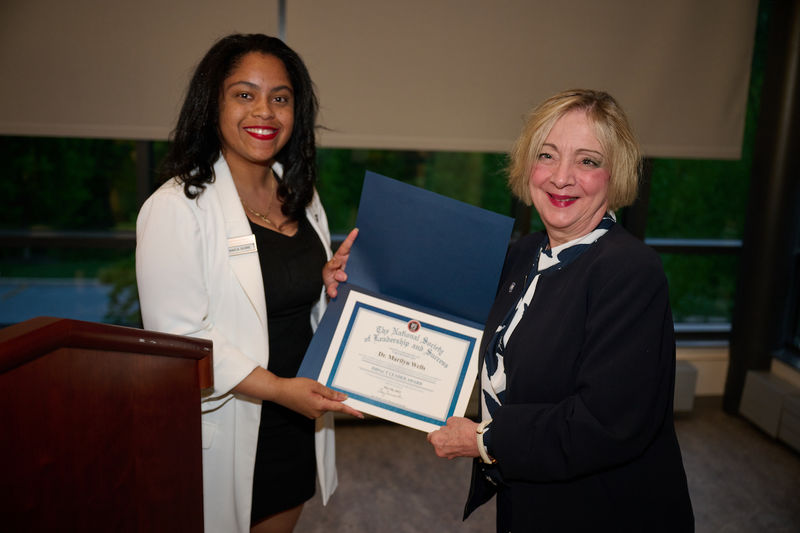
[298,171,514,380]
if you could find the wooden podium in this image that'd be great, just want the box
[0,317,213,532]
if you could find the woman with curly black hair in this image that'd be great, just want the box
[136,33,361,533]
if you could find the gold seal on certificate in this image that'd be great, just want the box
[317,290,481,433]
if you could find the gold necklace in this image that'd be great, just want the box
[240,197,285,230]
[237,170,294,232]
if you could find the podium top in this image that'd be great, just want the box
[0,316,213,388]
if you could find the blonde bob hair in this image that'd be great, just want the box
[508,89,642,211]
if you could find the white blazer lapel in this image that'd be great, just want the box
[213,156,268,329]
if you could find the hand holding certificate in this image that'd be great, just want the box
[300,172,513,432]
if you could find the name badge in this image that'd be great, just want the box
[228,234,257,256]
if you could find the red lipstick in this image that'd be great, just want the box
[548,193,577,207]
[244,126,279,140]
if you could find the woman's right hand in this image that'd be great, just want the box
[273,376,364,419]
[427,416,480,459]
[234,367,364,419]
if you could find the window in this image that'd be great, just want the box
[0,139,760,334]
[778,205,800,366]
[0,137,168,327]
[317,148,511,235]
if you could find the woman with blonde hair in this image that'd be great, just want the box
[428,89,694,532]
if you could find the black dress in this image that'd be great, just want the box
[249,216,327,523]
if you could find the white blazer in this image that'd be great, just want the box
[136,155,337,533]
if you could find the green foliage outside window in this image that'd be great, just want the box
[317,148,511,234]
[0,137,138,231]
[0,136,756,327]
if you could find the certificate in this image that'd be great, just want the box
[318,290,480,433]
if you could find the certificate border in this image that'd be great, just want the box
[325,300,477,427]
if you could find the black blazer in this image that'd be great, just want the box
[465,224,694,532]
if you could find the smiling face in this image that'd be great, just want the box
[528,109,611,248]
[218,52,294,174]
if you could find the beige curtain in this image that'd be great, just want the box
[0,0,758,159]
[0,0,279,140]
[287,0,759,158]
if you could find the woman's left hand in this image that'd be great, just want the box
[427,416,480,459]
[323,228,358,299]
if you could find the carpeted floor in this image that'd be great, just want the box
[295,398,800,532]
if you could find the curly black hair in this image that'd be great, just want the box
[160,33,319,220]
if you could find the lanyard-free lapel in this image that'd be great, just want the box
[213,155,268,331]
